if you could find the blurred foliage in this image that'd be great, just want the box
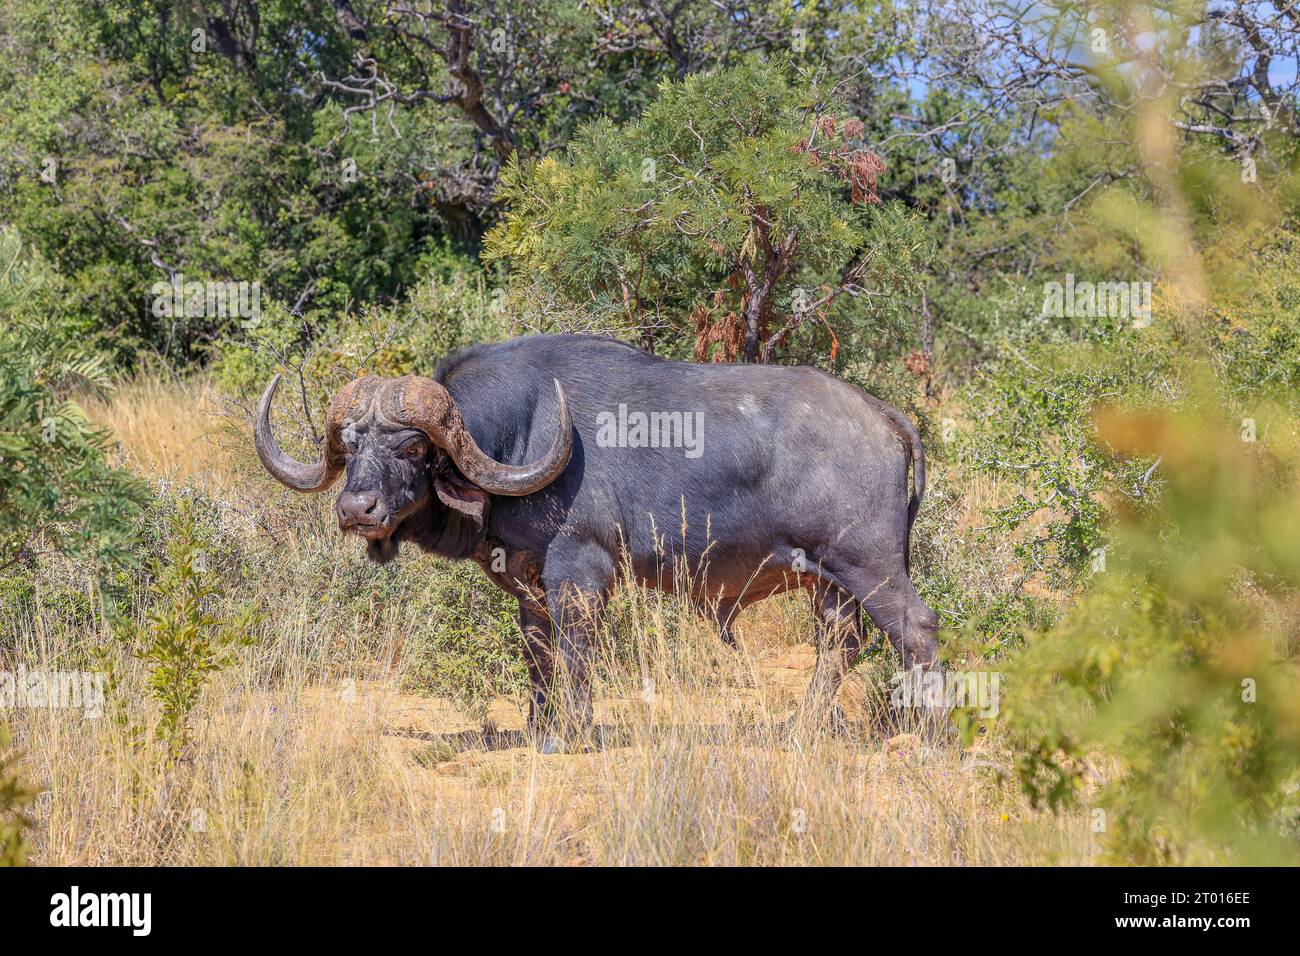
[1006,391,1300,864]
[0,723,38,866]
[989,27,1300,860]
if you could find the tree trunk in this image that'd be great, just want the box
[741,292,765,363]
[920,288,934,399]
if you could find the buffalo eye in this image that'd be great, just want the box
[400,441,427,460]
[340,425,360,457]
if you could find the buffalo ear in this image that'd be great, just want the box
[434,472,488,527]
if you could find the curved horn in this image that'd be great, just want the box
[397,377,572,496]
[254,374,344,493]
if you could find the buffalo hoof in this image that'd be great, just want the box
[532,724,603,754]
[537,734,566,755]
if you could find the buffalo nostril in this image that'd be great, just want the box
[338,492,382,524]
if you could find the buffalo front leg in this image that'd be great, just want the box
[518,599,558,740]
[541,550,614,753]
[543,582,608,751]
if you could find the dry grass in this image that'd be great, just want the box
[6,375,1094,866]
[82,375,237,496]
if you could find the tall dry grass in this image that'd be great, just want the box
[5,376,1093,865]
[82,375,236,494]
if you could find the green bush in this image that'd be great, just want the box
[112,499,259,761]
[396,561,525,718]
[211,261,510,413]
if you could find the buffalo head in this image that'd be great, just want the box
[254,373,572,563]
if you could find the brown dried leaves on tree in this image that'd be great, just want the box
[794,116,885,206]
[692,291,745,363]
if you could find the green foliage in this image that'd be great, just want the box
[1205,224,1300,404]
[1006,392,1300,864]
[94,486,524,722]
[116,499,258,761]
[0,231,149,576]
[485,59,932,364]
[3,2,917,366]
[968,348,1151,588]
[0,0,478,363]
[0,723,38,866]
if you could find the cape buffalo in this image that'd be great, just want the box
[254,334,940,750]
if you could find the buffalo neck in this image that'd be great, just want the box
[401,499,485,561]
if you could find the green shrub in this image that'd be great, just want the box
[396,561,525,718]
[210,262,510,418]
[113,499,259,761]
[484,58,932,365]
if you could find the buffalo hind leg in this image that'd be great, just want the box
[710,596,742,647]
[799,582,865,732]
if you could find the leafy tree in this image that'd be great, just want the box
[0,1,489,362]
[485,60,932,364]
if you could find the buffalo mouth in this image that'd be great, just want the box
[339,515,395,541]
[338,513,402,564]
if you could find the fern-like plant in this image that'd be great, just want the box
[121,501,259,761]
